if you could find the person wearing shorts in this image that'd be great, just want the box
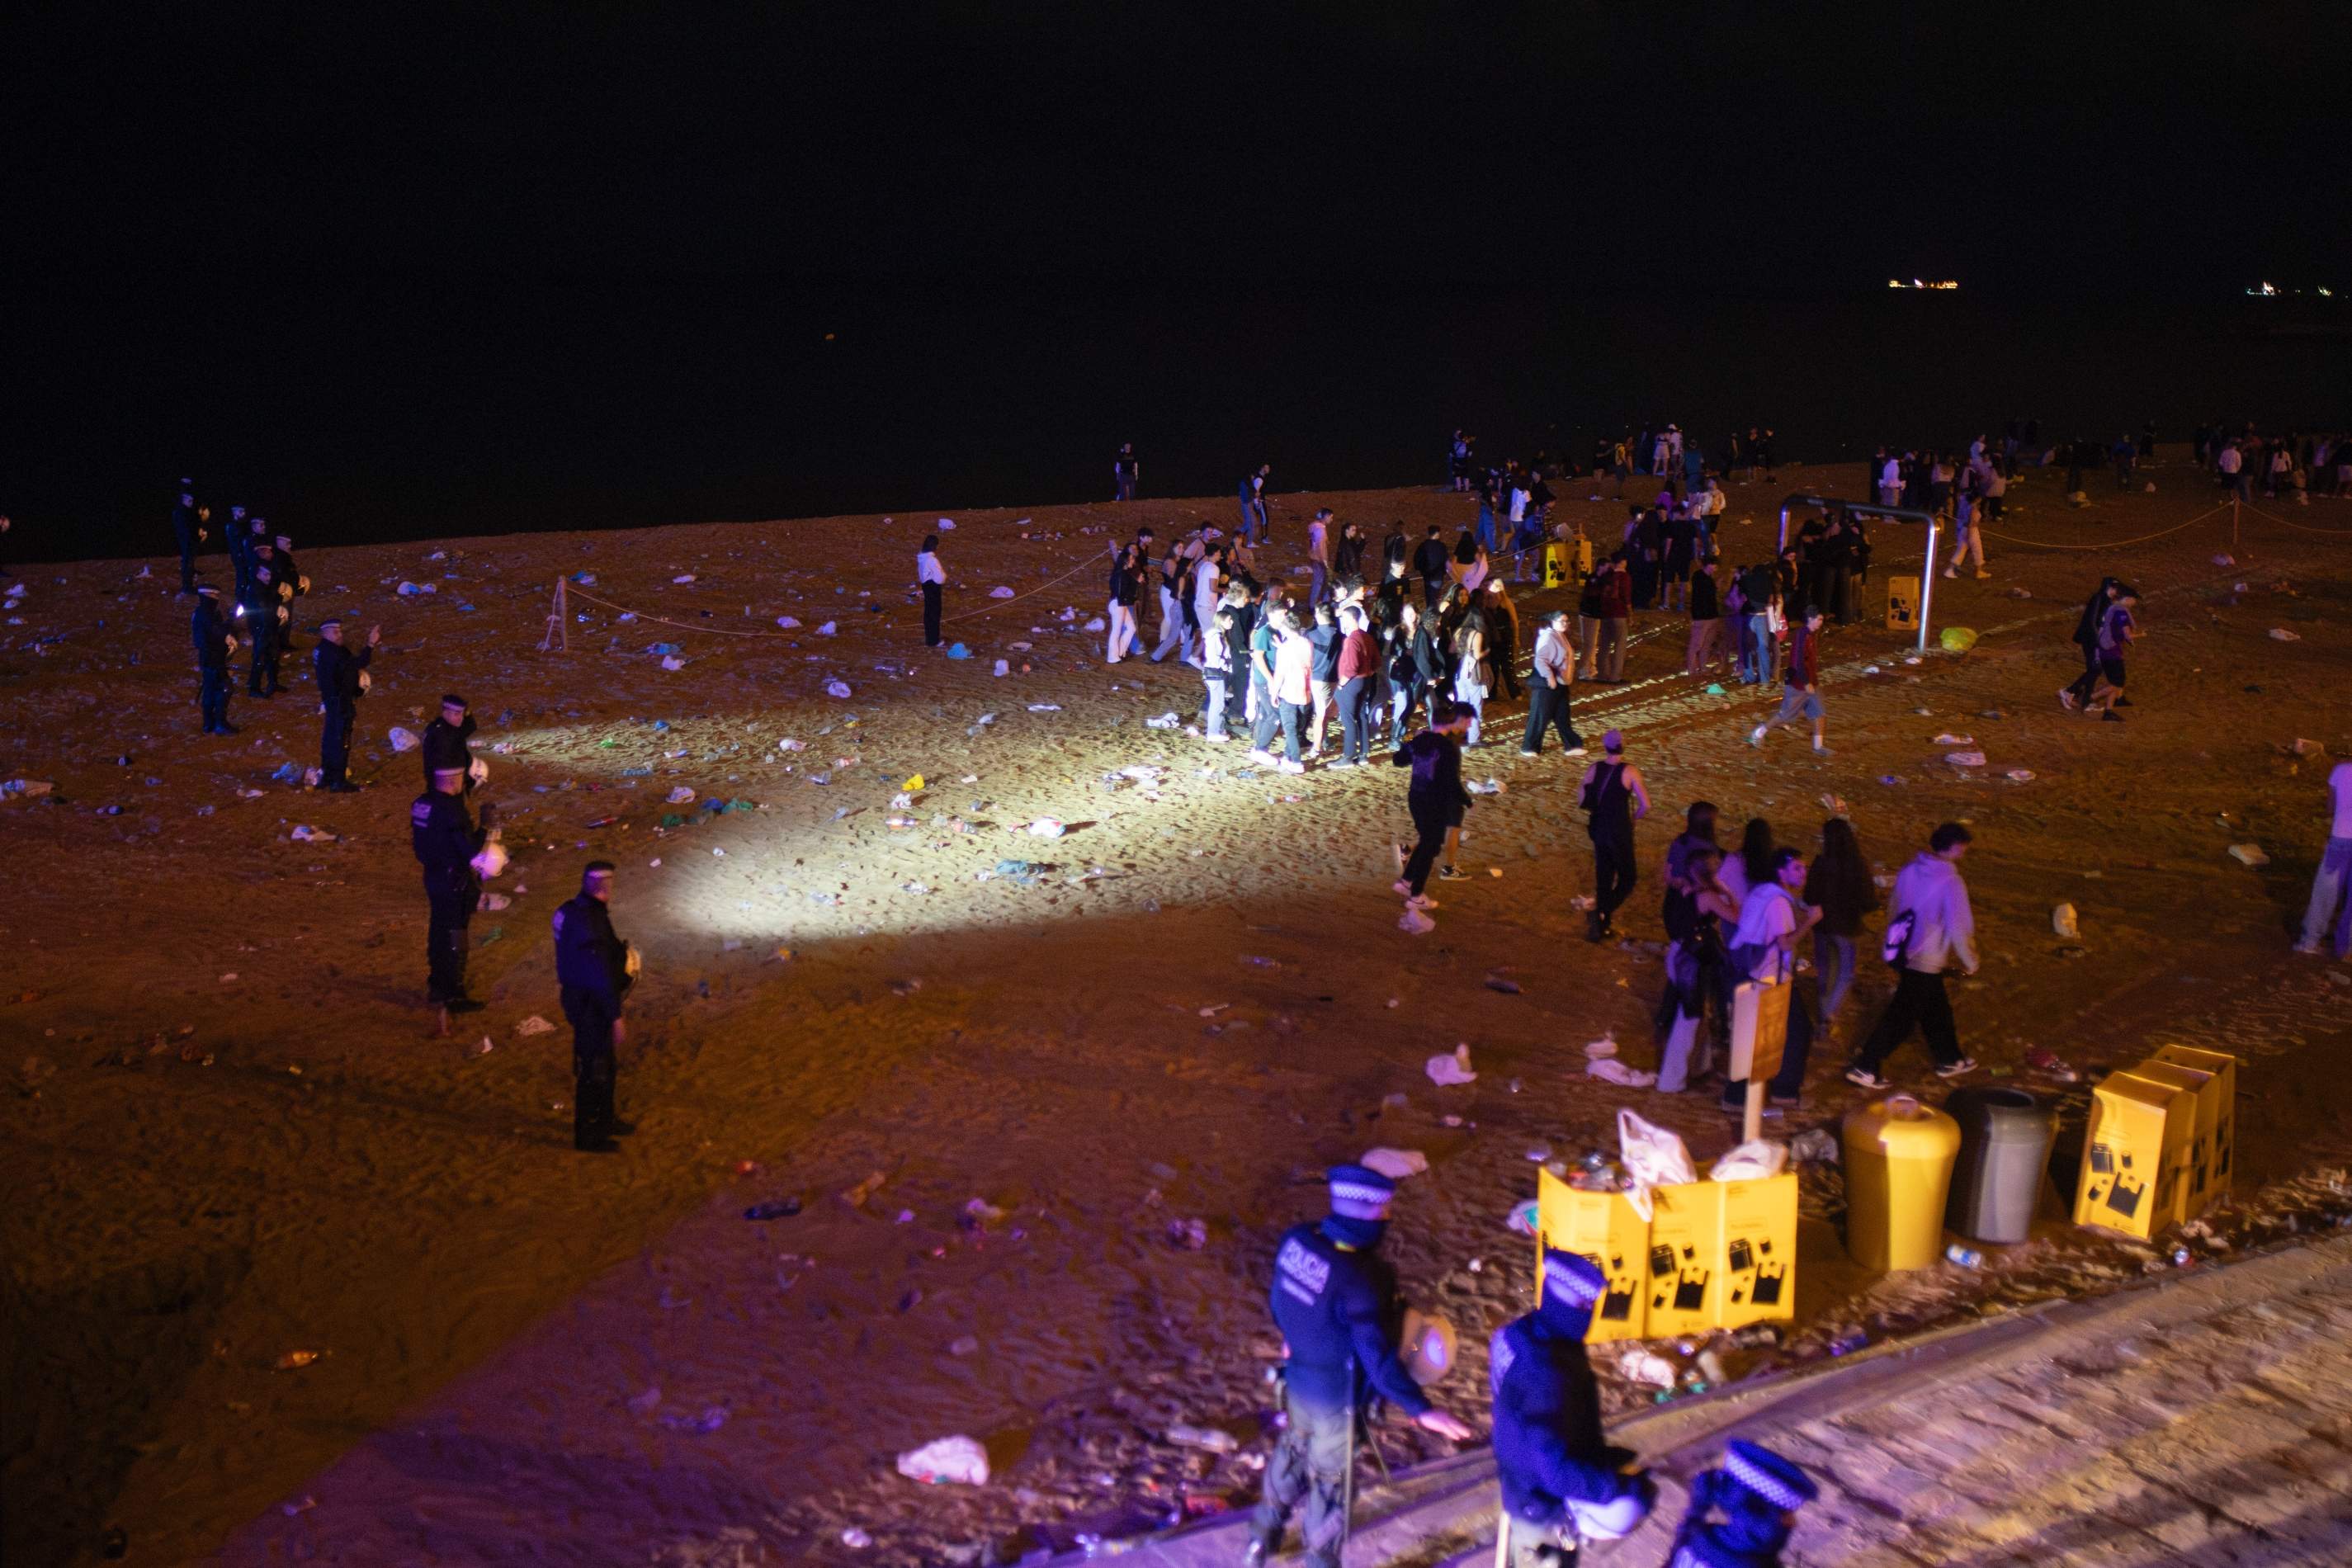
[2085,588,2137,720]
[1749,605,1828,754]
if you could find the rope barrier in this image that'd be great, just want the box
[1973,502,2230,552]
[2240,501,2352,536]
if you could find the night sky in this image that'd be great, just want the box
[17,4,2350,298]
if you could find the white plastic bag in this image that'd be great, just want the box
[895,1433,989,1486]
[1425,1044,1476,1085]
[388,725,420,753]
[470,839,509,879]
[1616,1108,1697,1220]
[1708,1140,1788,1182]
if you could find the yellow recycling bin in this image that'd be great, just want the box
[1886,574,1921,631]
[1716,1175,1799,1329]
[1542,537,1594,590]
[2073,1070,2196,1240]
[2147,1045,2236,1216]
[1842,1093,1961,1270]
[1536,1168,1648,1342]
[1642,1181,1723,1338]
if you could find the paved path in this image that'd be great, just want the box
[1105,1235,2352,1567]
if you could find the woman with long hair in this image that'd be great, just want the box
[1450,614,1488,747]
[1720,816,1775,907]
[1657,845,1740,1092]
[1805,816,1879,1026]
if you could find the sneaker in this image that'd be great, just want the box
[1942,568,1958,579]
[1845,1065,1893,1090]
[1398,907,1436,934]
[1326,758,1356,769]
[2114,696,2133,707]
[1747,726,1765,748]
[1202,733,1230,744]
[1247,749,1278,767]
[1278,758,1306,775]
[2057,687,2076,711]
[1518,749,1542,758]
[1973,571,1991,580]
[1406,893,1439,910]
[1392,879,1414,898]
[1438,865,1468,881]
[1934,1056,1980,1079]
[2100,711,2123,724]
[2294,938,2324,955]
[1813,742,1831,755]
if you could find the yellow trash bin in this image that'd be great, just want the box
[1842,1093,1962,1270]
[1536,1167,1649,1342]
[1886,574,1920,631]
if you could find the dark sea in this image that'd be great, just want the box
[8,272,2345,563]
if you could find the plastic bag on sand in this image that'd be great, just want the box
[989,586,1015,599]
[825,679,852,699]
[1583,1032,1618,1059]
[1587,1058,1655,1088]
[515,1015,555,1037]
[1939,626,1978,653]
[1619,1348,1679,1388]
[2270,628,2300,642]
[895,1434,989,1486]
[1617,1108,1697,1221]
[776,615,801,629]
[667,785,697,804]
[1945,751,1987,768]
[1426,1044,1476,1085]
[2228,843,2269,868]
[1790,1128,1840,1164]
[470,840,509,879]
[388,726,420,753]
[1084,616,1107,631]
[1709,1140,1788,1181]
[1360,1147,1428,1180]
[660,655,687,671]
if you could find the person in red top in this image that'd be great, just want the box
[1594,555,1633,682]
[1748,604,1829,754]
[1332,604,1380,767]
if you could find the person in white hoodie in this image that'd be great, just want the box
[1847,823,1980,1088]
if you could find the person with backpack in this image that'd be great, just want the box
[1719,846,1819,1112]
[1577,730,1649,942]
[1847,823,1980,1089]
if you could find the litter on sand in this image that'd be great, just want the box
[1360,1147,1429,1180]
[1425,1045,1477,1085]
[895,1434,989,1486]
[2227,843,2270,868]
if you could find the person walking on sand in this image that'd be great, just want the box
[1272,607,1315,774]
[1685,555,1729,674]
[916,533,947,646]
[1104,542,1142,664]
[1391,698,1472,933]
[1804,815,1878,1031]
[1306,508,1334,605]
[1719,846,1820,1113]
[1520,611,1587,758]
[1200,603,1237,743]
[1332,602,1377,767]
[2081,584,2139,721]
[2296,752,2352,956]
[1150,536,1189,663]
[2059,576,2123,711]
[555,861,635,1154]
[1748,605,1828,755]
[1656,841,1738,1093]
[1239,463,1272,545]
[1450,612,1490,748]
[1847,823,1980,1089]
[1578,730,1649,942]
[1114,441,1140,502]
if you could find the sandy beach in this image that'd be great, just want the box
[7,459,2352,1566]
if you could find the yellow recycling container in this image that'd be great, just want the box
[2147,1045,2236,1216]
[1886,574,1920,631]
[1536,1167,1649,1343]
[1842,1093,1962,1270]
[1542,537,1594,590]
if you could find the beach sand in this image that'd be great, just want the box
[7,461,2351,1566]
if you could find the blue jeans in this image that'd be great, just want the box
[1202,671,1229,737]
[1814,930,1858,1023]
[2302,836,2352,955]
[1741,614,1773,683]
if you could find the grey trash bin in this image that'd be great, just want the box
[1944,1086,2056,1244]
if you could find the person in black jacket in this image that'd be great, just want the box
[1391,698,1472,928]
[313,619,379,791]
[241,543,284,697]
[555,862,635,1153]
[420,694,478,788]
[191,584,238,733]
[172,483,203,594]
[2059,576,2123,711]
[1411,525,1451,610]
[1245,1164,1472,1568]
[409,766,491,1010]
[1491,1251,1653,1565]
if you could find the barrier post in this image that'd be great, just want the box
[541,577,568,652]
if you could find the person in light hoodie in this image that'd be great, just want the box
[1846,822,1980,1089]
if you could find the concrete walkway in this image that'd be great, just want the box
[1089,1234,2352,1566]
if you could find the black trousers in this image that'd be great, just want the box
[2064,642,2100,704]
[1402,794,1448,895]
[321,704,356,785]
[1592,828,1637,919]
[424,886,475,1000]
[177,528,199,593]
[1857,966,1963,1072]
[922,580,942,645]
[199,667,231,730]
[563,987,619,1147]
[248,621,280,694]
[1523,682,1581,753]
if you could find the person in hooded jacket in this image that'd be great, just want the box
[1246,1164,1472,1568]
[1660,1440,1816,1568]
[1490,1250,1655,1566]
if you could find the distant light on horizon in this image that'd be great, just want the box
[2246,281,2340,297]
[1887,278,1958,291]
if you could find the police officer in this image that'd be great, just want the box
[172,482,203,594]
[1247,1164,1472,1568]
[241,541,283,697]
[191,584,238,734]
[1490,1252,1654,1566]
[1660,1440,1816,1568]
[225,505,254,598]
[271,533,309,651]
[313,618,379,791]
[421,693,478,788]
[554,862,634,1154]
[410,765,490,1010]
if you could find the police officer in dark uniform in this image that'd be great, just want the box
[1247,1164,1472,1568]
[410,764,491,1010]
[1490,1251,1654,1566]
[420,694,478,788]
[241,542,283,697]
[1660,1440,1816,1568]
[172,482,203,594]
[554,862,634,1153]
[271,533,309,652]
[225,505,254,599]
[191,584,238,733]
[313,618,379,791]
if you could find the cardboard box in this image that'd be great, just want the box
[2147,1045,2236,1215]
[1536,1169,1648,1342]
[2073,1070,2195,1239]
[1643,1180,1723,1339]
[1716,1174,1799,1329]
